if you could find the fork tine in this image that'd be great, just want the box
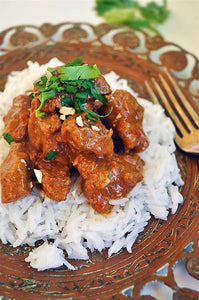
[151,78,187,136]
[165,69,199,127]
[145,81,159,104]
[159,74,195,133]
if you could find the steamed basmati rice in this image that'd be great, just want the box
[0,59,183,271]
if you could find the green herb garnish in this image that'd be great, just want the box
[45,150,57,160]
[65,56,83,67]
[35,90,56,118]
[3,132,14,145]
[31,56,111,121]
[79,102,113,121]
[61,96,73,107]
[58,64,101,81]
[108,172,113,179]
[95,0,170,35]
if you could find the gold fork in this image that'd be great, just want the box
[145,69,199,154]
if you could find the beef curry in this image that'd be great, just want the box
[0,57,149,213]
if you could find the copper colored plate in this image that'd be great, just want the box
[0,23,198,299]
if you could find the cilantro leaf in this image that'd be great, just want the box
[61,96,72,107]
[75,91,89,99]
[85,113,98,121]
[38,90,55,103]
[36,90,55,117]
[87,81,107,104]
[95,0,170,34]
[45,150,57,160]
[3,132,14,144]
[65,56,83,67]
[73,98,82,113]
[36,76,48,92]
[47,67,56,73]
[95,0,133,16]
[64,84,77,93]
[58,64,101,81]
[79,102,113,120]
[139,1,170,24]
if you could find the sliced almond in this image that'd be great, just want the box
[60,114,66,121]
[91,125,100,132]
[60,106,75,116]
[116,113,122,120]
[34,169,43,184]
[76,116,84,127]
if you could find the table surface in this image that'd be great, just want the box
[0,1,198,299]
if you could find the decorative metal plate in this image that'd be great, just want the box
[0,23,198,299]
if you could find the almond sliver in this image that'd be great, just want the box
[60,106,75,116]
[76,116,84,127]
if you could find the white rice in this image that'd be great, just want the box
[0,59,183,271]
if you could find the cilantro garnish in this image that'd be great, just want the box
[65,56,83,67]
[45,151,57,160]
[95,0,170,35]
[3,132,14,145]
[61,96,72,107]
[78,102,113,121]
[36,90,56,118]
[31,56,112,121]
[58,64,101,81]
[108,172,113,179]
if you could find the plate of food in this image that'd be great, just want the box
[0,23,198,299]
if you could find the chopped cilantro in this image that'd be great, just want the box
[36,90,56,117]
[47,67,56,73]
[58,64,101,81]
[95,0,170,35]
[108,173,113,179]
[64,84,77,94]
[3,132,14,144]
[31,56,112,121]
[45,151,57,160]
[65,56,83,67]
[61,96,72,107]
[79,103,113,121]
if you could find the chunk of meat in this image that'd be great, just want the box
[61,113,114,157]
[102,90,149,153]
[28,112,62,156]
[94,75,112,95]
[36,157,71,201]
[3,95,31,141]
[42,95,62,112]
[74,153,144,213]
[116,118,149,153]
[0,143,34,203]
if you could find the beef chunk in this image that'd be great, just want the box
[0,143,34,203]
[74,153,144,213]
[3,95,31,141]
[102,89,149,153]
[28,112,62,156]
[36,157,71,201]
[61,113,114,157]
[94,75,112,95]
